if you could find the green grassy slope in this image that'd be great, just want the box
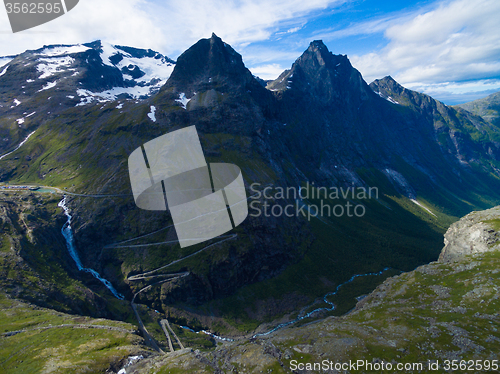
[0,291,151,374]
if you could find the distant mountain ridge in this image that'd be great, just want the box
[0,40,174,154]
[456,91,500,128]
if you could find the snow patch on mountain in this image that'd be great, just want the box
[375,91,400,105]
[70,42,175,106]
[0,131,36,161]
[0,65,9,77]
[98,42,174,85]
[386,96,399,105]
[383,168,435,216]
[119,54,174,84]
[410,199,436,217]
[2,41,176,107]
[38,81,57,92]
[75,90,95,106]
[148,105,156,122]
[99,42,118,67]
[39,44,90,57]
[37,56,75,79]
[75,82,165,106]
[176,93,191,109]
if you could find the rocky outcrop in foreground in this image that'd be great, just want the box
[440,206,500,262]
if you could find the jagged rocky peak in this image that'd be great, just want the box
[299,40,350,70]
[165,33,254,93]
[370,76,405,95]
[267,40,371,104]
[369,76,409,105]
[370,75,448,109]
[159,33,272,113]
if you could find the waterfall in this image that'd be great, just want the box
[58,196,124,300]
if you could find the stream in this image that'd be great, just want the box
[252,267,391,338]
[58,196,124,300]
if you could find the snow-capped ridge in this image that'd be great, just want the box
[38,44,90,57]
[0,40,176,106]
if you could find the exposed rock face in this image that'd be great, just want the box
[370,76,500,165]
[0,191,112,317]
[439,206,500,262]
[267,40,371,105]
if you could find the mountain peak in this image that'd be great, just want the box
[381,75,396,83]
[162,34,257,96]
[298,39,349,69]
[307,40,328,52]
[209,33,226,50]
[267,40,369,104]
[370,76,405,95]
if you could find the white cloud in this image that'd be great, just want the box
[287,26,303,34]
[241,47,303,80]
[157,0,338,51]
[0,0,342,59]
[408,79,500,93]
[241,47,302,65]
[311,15,401,40]
[349,0,500,87]
[0,0,163,55]
[407,80,500,104]
[249,64,286,80]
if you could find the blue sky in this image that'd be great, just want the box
[1,0,499,104]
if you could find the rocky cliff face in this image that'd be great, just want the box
[0,190,112,317]
[439,206,500,262]
[370,76,500,166]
